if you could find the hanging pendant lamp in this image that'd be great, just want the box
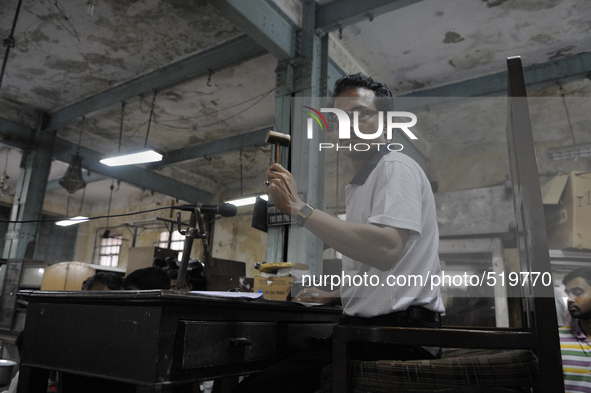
[59,117,87,193]
[59,154,86,193]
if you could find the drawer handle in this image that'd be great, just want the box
[230,337,252,347]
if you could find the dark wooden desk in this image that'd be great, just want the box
[17,290,341,392]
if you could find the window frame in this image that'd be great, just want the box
[97,235,123,267]
[158,230,185,260]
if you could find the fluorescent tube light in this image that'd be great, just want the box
[100,149,163,166]
[56,216,89,226]
[227,194,268,207]
[548,143,591,161]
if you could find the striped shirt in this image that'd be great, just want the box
[560,320,591,392]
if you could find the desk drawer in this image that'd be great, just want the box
[176,321,276,369]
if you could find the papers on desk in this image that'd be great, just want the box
[188,291,264,300]
[293,301,326,307]
[187,291,339,308]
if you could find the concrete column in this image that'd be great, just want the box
[287,0,328,275]
[265,0,329,275]
[3,113,55,259]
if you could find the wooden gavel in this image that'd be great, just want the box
[266,130,291,163]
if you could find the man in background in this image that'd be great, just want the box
[122,267,170,290]
[81,272,123,290]
[560,268,591,392]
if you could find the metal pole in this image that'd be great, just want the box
[175,210,197,290]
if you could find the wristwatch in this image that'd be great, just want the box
[296,204,314,227]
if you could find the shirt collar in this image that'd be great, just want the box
[572,320,590,342]
[349,147,391,186]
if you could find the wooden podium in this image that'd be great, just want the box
[17,290,341,392]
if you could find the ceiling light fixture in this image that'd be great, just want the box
[100,95,163,166]
[100,149,162,166]
[87,1,95,17]
[56,165,88,227]
[60,117,87,193]
[56,216,89,227]
[227,194,268,207]
[60,154,87,189]
[547,143,591,161]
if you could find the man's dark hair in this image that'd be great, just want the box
[167,269,178,280]
[81,272,124,290]
[563,268,591,287]
[332,72,394,112]
[123,267,171,290]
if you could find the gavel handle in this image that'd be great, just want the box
[274,143,280,163]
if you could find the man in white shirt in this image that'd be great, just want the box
[236,73,443,393]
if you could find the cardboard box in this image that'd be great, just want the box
[542,171,591,250]
[253,276,292,301]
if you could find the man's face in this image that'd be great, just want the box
[333,87,386,160]
[565,276,591,320]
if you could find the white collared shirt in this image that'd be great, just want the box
[340,151,444,317]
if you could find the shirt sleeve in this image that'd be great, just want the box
[367,160,423,235]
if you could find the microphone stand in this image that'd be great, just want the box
[175,204,213,291]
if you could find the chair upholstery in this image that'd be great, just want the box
[320,348,538,393]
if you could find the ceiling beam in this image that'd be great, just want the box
[0,117,35,150]
[0,117,212,203]
[207,0,297,60]
[403,52,591,97]
[316,0,425,35]
[45,35,267,132]
[152,128,271,168]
